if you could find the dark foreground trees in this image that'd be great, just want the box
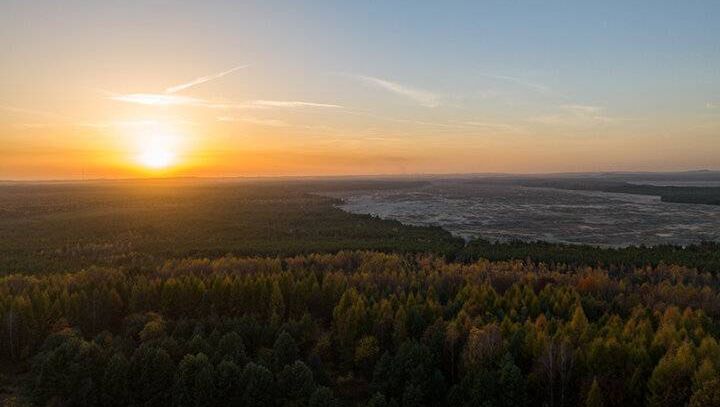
[2,251,720,406]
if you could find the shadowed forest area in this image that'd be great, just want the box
[2,180,720,406]
[517,178,720,206]
[0,180,459,275]
[3,251,720,406]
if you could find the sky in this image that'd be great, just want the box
[1,1,719,180]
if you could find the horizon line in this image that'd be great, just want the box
[2,168,719,184]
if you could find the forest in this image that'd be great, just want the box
[515,178,720,206]
[3,251,720,406]
[0,180,459,275]
[2,180,720,406]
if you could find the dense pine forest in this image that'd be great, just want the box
[516,178,720,206]
[3,252,720,406]
[2,180,720,406]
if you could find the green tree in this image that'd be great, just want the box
[647,343,696,407]
[216,331,247,365]
[271,280,286,319]
[367,392,388,407]
[690,378,720,407]
[355,335,381,375]
[31,331,104,407]
[693,358,717,390]
[309,386,338,407]
[101,353,130,407]
[402,383,424,407]
[278,360,316,405]
[241,362,275,407]
[273,331,299,370]
[498,353,526,407]
[215,359,243,405]
[585,378,604,407]
[130,345,176,407]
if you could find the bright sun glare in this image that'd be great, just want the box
[134,127,180,170]
[138,145,175,169]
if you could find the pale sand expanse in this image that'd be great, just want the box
[328,180,720,247]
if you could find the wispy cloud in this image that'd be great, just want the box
[340,108,523,135]
[476,72,555,96]
[110,94,342,110]
[80,119,195,129]
[560,104,604,116]
[110,93,204,106]
[217,115,336,133]
[217,116,289,127]
[109,64,248,106]
[107,64,341,110]
[250,100,343,109]
[164,64,249,94]
[352,75,440,107]
[529,104,614,126]
[457,121,524,133]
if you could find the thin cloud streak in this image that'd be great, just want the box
[458,121,524,133]
[217,115,336,133]
[251,100,343,109]
[560,104,603,116]
[109,64,248,106]
[340,109,523,134]
[109,94,342,110]
[164,64,249,94]
[108,64,342,110]
[217,116,290,127]
[353,75,440,107]
[529,104,617,126]
[476,72,554,95]
[110,93,204,106]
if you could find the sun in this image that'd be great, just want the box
[135,131,179,170]
[138,145,175,169]
[125,120,188,172]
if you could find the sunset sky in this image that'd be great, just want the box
[2,1,719,180]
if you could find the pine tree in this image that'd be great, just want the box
[215,359,242,405]
[402,384,424,407]
[277,360,316,405]
[586,378,604,407]
[175,353,215,407]
[309,386,338,407]
[216,331,247,365]
[101,353,130,407]
[273,331,299,371]
[241,362,275,407]
[690,378,720,407]
[647,343,696,407]
[498,353,526,407]
[367,392,388,407]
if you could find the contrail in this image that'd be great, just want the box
[164,64,249,94]
[353,74,439,107]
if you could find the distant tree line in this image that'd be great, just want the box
[516,178,720,206]
[3,251,720,406]
[458,240,720,273]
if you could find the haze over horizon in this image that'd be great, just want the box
[2,1,719,180]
